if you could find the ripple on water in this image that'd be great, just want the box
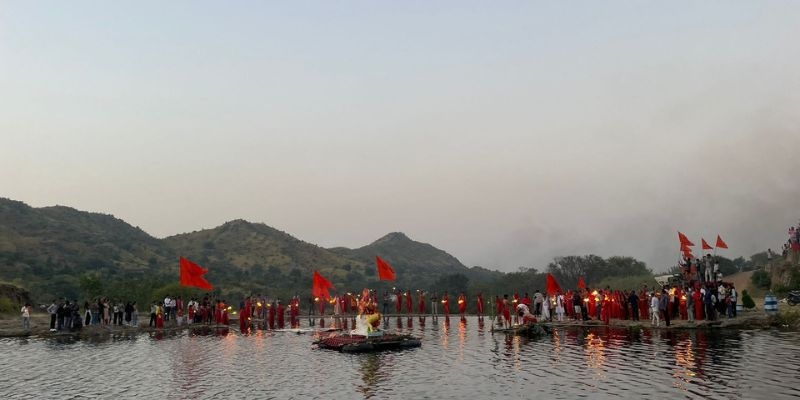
[1,319,800,399]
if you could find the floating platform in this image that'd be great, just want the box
[492,323,551,336]
[314,332,421,353]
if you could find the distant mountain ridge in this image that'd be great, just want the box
[0,197,493,301]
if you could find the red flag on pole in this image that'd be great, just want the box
[546,273,562,295]
[577,277,586,289]
[179,257,213,290]
[715,235,728,249]
[376,256,396,281]
[678,231,695,247]
[701,238,714,250]
[680,242,693,252]
[312,271,334,300]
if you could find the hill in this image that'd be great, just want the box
[0,198,485,303]
[0,198,174,299]
[163,220,366,295]
[330,232,504,290]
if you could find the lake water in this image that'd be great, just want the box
[1,316,799,399]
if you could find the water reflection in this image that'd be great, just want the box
[2,317,797,400]
[357,354,382,399]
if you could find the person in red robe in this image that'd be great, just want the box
[458,293,467,315]
[405,290,413,314]
[679,289,688,320]
[215,300,222,324]
[395,289,402,314]
[277,301,286,329]
[693,287,703,320]
[476,292,484,316]
[418,291,426,314]
[639,287,649,320]
[221,301,229,325]
[268,301,276,329]
[155,303,164,328]
[290,296,300,328]
[442,291,450,316]
[188,302,196,324]
[501,294,511,328]
[239,302,250,333]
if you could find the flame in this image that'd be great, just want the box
[458,300,464,304]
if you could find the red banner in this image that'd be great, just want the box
[376,256,396,281]
[179,257,213,290]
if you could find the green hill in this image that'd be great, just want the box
[0,198,174,300]
[0,198,489,304]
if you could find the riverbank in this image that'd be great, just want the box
[3,308,799,339]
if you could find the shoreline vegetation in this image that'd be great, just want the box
[3,308,799,340]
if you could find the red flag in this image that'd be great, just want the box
[715,235,728,249]
[682,249,694,259]
[312,271,334,300]
[376,256,396,281]
[546,273,562,295]
[179,257,213,290]
[577,277,586,289]
[678,231,695,247]
[680,242,693,252]
[701,238,713,250]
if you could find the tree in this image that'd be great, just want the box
[433,273,470,295]
[547,255,607,287]
[79,273,103,299]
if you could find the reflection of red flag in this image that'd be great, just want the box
[312,271,334,300]
[546,273,562,295]
[678,231,695,247]
[376,256,396,281]
[701,238,713,250]
[715,235,728,249]
[577,277,586,289]
[179,257,213,290]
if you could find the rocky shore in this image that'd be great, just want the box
[2,308,799,340]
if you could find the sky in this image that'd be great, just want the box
[2,1,799,273]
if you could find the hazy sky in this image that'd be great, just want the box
[2,2,799,273]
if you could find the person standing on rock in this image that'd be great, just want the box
[47,300,57,332]
[650,292,660,327]
[21,303,31,330]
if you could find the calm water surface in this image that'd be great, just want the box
[1,316,799,399]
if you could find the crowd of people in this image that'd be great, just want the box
[782,224,800,265]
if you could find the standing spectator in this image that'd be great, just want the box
[21,303,31,330]
[47,300,58,332]
[430,292,439,316]
[650,292,660,327]
[84,301,91,327]
[149,301,157,327]
[163,295,172,322]
[131,302,139,327]
[628,290,639,321]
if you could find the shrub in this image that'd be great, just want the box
[741,289,755,309]
[0,298,15,314]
